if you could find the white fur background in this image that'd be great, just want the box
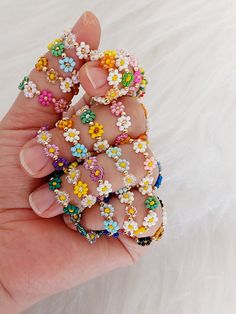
[1,0,236,313]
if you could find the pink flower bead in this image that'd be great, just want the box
[44,144,59,158]
[134,70,142,84]
[39,90,53,106]
[84,156,98,170]
[114,132,129,145]
[54,99,69,113]
[110,101,125,117]
[144,157,156,171]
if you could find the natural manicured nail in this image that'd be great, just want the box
[85,64,107,89]
[29,185,62,216]
[20,144,51,176]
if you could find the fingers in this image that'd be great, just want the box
[29,144,158,217]
[20,96,146,177]
[79,61,109,96]
[1,11,101,130]
[63,190,163,238]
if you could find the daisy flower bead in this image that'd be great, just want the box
[64,128,80,143]
[93,140,109,153]
[71,143,87,158]
[66,168,80,184]
[80,109,96,124]
[100,204,115,218]
[144,157,156,171]
[60,78,73,93]
[123,174,137,188]
[97,180,112,197]
[123,220,138,236]
[76,42,90,59]
[115,56,129,71]
[23,81,37,98]
[54,99,69,113]
[106,146,122,159]
[89,49,102,61]
[104,220,119,235]
[115,159,130,173]
[139,176,154,195]
[118,191,134,204]
[37,130,52,145]
[81,195,96,209]
[133,139,147,153]
[63,32,76,49]
[55,191,70,206]
[143,211,158,228]
[59,57,76,73]
[107,69,122,86]
[116,115,131,132]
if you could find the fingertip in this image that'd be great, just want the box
[73,11,101,49]
[79,62,109,96]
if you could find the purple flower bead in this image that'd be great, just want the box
[52,157,69,171]
[90,165,104,182]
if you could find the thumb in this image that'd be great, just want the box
[79,61,109,97]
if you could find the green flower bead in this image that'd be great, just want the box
[51,42,65,57]
[80,109,96,124]
[49,177,62,191]
[18,76,29,90]
[122,72,134,87]
[63,204,80,216]
[145,196,159,210]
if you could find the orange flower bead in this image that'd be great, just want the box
[35,57,48,71]
[100,50,116,69]
[57,118,73,130]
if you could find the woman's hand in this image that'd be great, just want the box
[0,11,161,313]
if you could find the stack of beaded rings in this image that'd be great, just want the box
[55,117,89,162]
[49,29,147,105]
[82,156,120,237]
[19,76,71,113]
[36,127,69,172]
[48,171,103,244]
[121,139,159,237]
[88,49,148,105]
[136,192,167,246]
[47,29,92,75]
[35,56,80,95]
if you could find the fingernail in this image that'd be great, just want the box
[77,11,97,28]
[85,64,107,89]
[29,185,56,214]
[20,144,51,176]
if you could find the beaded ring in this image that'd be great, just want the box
[47,29,91,75]
[48,172,103,244]
[121,139,159,237]
[36,127,69,172]
[82,156,120,237]
[136,194,167,246]
[88,49,148,105]
[18,76,71,114]
[55,117,90,162]
[35,56,80,95]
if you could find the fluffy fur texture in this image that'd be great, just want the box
[0,0,235,313]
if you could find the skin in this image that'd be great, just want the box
[0,11,162,313]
